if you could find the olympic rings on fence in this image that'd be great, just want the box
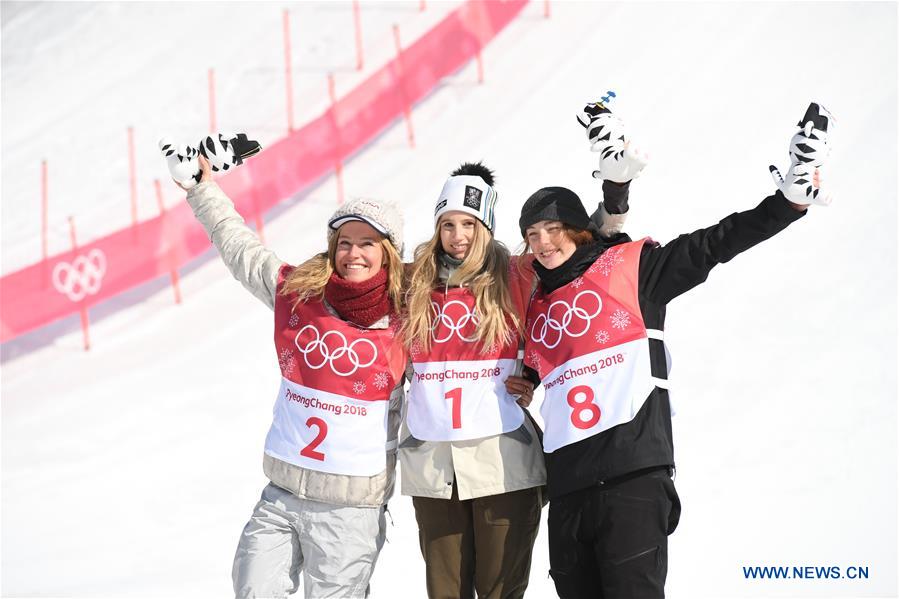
[530,290,603,349]
[430,299,479,344]
[51,249,107,303]
[294,325,378,376]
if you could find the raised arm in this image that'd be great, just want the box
[593,180,631,238]
[577,94,649,238]
[183,156,284,309]
[639,102,834,306]
[638,191,805,305]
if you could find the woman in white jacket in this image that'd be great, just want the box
[181,157,407,599]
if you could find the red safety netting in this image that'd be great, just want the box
[0,0,528,343]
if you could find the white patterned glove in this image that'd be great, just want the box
[769,103,834,207]
[159,138,201,189]
[577,94,649,183]
[590,141,649,183]
[160,133,261,189]
[197,132,261,173]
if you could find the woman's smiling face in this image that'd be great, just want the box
[439,211,478,260]
[525,220,577,270]
[333,221,385,282]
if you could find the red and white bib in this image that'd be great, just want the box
[524,239,659,453]
[266,268,406,476]
[406,288,525,441]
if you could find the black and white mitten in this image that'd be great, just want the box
[577,92,648,183]
[159,132,262,189]
[197,132,261,173]
[159,139,201,189]
[769,103,834,206]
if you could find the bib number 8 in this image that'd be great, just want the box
[567,385,600,429]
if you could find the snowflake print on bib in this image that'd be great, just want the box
[588,245,625,277]
[373,371,390,390]
[610,309,631,330]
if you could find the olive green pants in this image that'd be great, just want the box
[412,484,542,599]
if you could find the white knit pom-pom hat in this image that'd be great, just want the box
[433,175,498,233]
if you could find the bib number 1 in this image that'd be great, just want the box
[445,387,462,429]
[567,385,601,429]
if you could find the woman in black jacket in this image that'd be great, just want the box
[518,102,833,598]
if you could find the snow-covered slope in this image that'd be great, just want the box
[2,2,896,598]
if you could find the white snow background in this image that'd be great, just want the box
[1,1,896,598]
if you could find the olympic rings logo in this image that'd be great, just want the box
[431,299,479,344]
[530,291,603,349]
[294,324,378,376]
[52,249,107,302]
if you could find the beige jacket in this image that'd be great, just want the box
[186,181,403,508]
[397,259,547,501]
[398,417,546,500]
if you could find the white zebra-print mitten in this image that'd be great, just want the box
[769,103,834,206]
[159,133,261,190]
[577,93,649,183]
[158,139,201,189]
[197,132,261,173]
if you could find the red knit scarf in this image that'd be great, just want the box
[323,267,391,327]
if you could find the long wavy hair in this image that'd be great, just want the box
[402,218,520,351]
[279,233,405,313]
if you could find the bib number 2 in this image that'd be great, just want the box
[567,385,600,429]
[300,417,327,461]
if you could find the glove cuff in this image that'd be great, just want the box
[595,203,629,237]
[601,180,630,214]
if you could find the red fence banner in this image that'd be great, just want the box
[0,0,528,343]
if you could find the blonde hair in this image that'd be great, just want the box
[280,233,405,313]
[403,219,520,351]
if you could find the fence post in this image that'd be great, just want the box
[41,159,48,262]
[208,68,217,132]
[353,0,364,71]
[127,127,138,229]
[154,179,182,305]
[476,49,484,84]
[283,9,295,133]
[392,24,415,149]
[67,216,91,351]
[328,74,345,205]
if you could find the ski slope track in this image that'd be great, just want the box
[0,0,525,342]
[2,2,896,598]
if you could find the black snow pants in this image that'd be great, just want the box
[547,467,681,599]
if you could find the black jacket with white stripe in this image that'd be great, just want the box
[533,190,806,500]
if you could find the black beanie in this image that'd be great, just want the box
[518,186,592,237]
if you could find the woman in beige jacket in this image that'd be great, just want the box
[399,162,545,599]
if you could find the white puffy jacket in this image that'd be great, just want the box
[186,181,403,507]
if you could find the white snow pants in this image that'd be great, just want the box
[232,483,387,599]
